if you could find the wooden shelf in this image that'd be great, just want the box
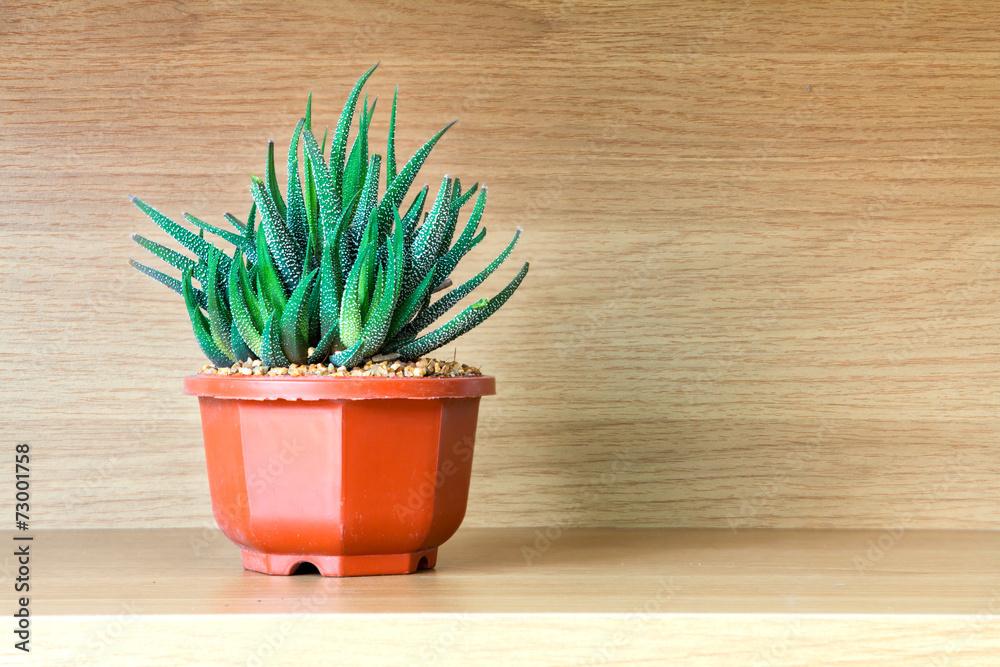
[15,527,1000,664]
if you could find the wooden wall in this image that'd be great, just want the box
[3,0,1000,529]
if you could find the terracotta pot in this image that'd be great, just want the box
[183,374,495,577]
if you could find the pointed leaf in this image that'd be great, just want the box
[251,175,302,288]
[182,268,234,366]
[329,337,365,369]
[395,262,529,360]
[183,213,253,252]
[374,121,456,231]
[404,226,521,338]
[266,139,287,218]
[205,249,234,358]
[260,309,290,367]
[285,118,308,255]
[302,129,339,244]
[231,320,253,363]
[319,241,341,340]
[129,259,206,308]
[130,196,225,268]
[388,266,435,340]
[307,326,338,364]
[131,233,197,275]
[330,64,379,212]
[228,252,263,355]
[401,185,429,239]
[349,154,382,245]
[224,212,247,233]
[279,269,317,364]
[254,217,288,312]
[338,242,372,349]
[387,86,399,185]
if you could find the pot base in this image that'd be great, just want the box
[240,547,439,577]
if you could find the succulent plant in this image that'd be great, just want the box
[129,64,528,368]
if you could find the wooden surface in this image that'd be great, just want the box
[22,527,1000,615]
[11,528,1000,665]
[3,1,1000,529]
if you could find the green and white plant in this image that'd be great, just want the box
[129,64,528,368]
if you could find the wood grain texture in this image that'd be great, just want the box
[2,1,1000,529]
[26,616,1000,667]
[13,528,1000,665]
[21,528,1000,615]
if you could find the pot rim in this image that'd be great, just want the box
[183,373,496,401]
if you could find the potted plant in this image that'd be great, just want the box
[128,64,528,577]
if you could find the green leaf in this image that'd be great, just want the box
[224,212,246,232]
[408,175,454,289]
[349,154,382,246]
[205,249,234,358]
[355,214,379,318]
[349,218,405,364]
[453,181,479,211]
[437,177,477,255]
[331,64,379,213]
[260,309,290,367]
[374,120,456,231]
[242,261,267,331]
[129,259,206,309]
[307,266,321,342]
[319,241,341,341]
[403,226,521,339]
[302,129,338,244]
[130,196,226,269]
[182,268,234,366]
[432,186,490,283]
[336,189,364,283]
[285,118,308,255]
[338,242,373,349]
[266,139,287,219]
[366,264,387,328]
[131,233,198,276]
[307,326,338,364]
[395,262,529,360]
[302,151,320,257]
[183,213,253,253]
[342,93,373,211]
[329,337,364,368]
[254,217,288,312]
[228,252,263,356]
[231,320,253,363]
[251,175,302,289]
[401,185,429,239]
[244,202,258,263]
[279,269,317,364]
[387,85,399,185]
[388,265,435,341]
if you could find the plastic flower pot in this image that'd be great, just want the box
[183,374,495,577]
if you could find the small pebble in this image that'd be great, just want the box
[201,357,481,378]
